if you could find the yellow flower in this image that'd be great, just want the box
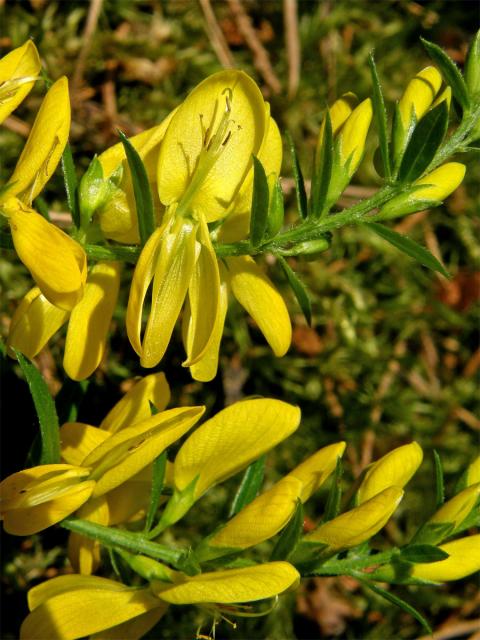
[357,442,423,504]
[7,261,121,380]
[465,456,480,486]
[0,41,41,124]
[305,486,404,551]
[377,162,466,220]
[411,535,480,582]
[1,76,87,310]
[427,483,480,530]
[127,70,286,373]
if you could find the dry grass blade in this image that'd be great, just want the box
[198,0,236,68]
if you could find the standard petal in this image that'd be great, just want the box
[91,606,168,640]
[7,286,69,358]
[140,218,198,368]
[174,398,301,497]
[64,261,121,380]
[60,423,111,466]
[182,215,220,366]
[9,76,70,202]
[428,483,480,529]
[68,497,109,575]
[228,255,291,356]
[100,372,171,433]
[153,562,300,605]
[411,535,480,582]
[399,66,443,129]
[9,204,87,310]
[157,70,267,221]
[0,41,41,125]
[104,469,154,525]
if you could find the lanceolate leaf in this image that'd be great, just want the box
[368,52,391,179]
[322,457,343,523]
[311,108,333,218]
[364,222,450,278]
[421,37,470,111]
[400,544,449,564]
[15,350,60,464]
[287,131,308,219]
[270,499,304,561]
[266,177,285,238]
[399,101,448,183]
[145,450,168,533]
[118,130,155,246]
[249,156,270,247]
[433,449,445,508]
[62,143,80,228]
[278,255,312,326]
[229,455,266,517]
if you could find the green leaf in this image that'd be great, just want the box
[34,196,51,221]
[61,143,80,228]
[277,255,312,326]
[368,52,391,179]
[357,577,432,635]
[249,156,270,248]
[118,130,155,246]
[322,457,343,523]
[270,499,304,561]
[364,222,450,278]
[465,30,480,98]
[287,131,308,219]
[421,37,470,111]
[266,177,284,238]
[400,544,449,563]
[411,521,455,546]
[14,350,60,464]
[145,451,167,533]
[399,101,448,183]
[433,450,445,508]
[229,455,266,517]
[311,108,333,217]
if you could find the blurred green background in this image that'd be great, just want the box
[1,1,479,638]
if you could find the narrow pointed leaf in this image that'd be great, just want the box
[145,451,167,533]
[14,350,60,464]
[433,449,445,508]
[399,101,448,183]
[278,256,312,326]
[311,109,333,217]
[118,130,155,246]
[421,37,470,111]
[322,457,343,523]
[364,222,450,278]
[400,544,449,563]
[229,455,266,517]
[266,176,284,238]
[62,143,80,228]
[270,499,304,561]
[249,156,270,247]
[287,131,307,219]
[368,52,391,179]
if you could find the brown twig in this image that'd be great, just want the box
[72,0,104,92]
[198,0,236,68]
[416,619,480,640]
[2,115,31,137]
[227,0,282,95]
[283,0,301,99]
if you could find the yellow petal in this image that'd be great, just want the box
[7,286,69,359]
[338,98,373,173]
[431,85,452,111]
[227,255,291,356]
[100,373,171,433]
[63,261,121,380]
[316,92,358,156]
[91,607,167,640]
[86,407,204,497]
[28,575,130,610]
[209,477,302,550]
[126,226,164,356]
[186,274,228,382]
[182,215,220,366]
[153,562,300,604]
[357,442,423,504]
[412,535,480,582]
[286,442,347,503]
[0,41,41,125]
[9,203,87,310]
[428,483,480,529]
[305,486,404,550]
[60,422,111,466]
[399,66,443,130]
[174,398,301,497]
[411,162,466,201]
[157,70,267,222]
[139,218,198,368]
[466,456,480,486]
[9,76,70,203]
[104,470,154,525]
[21,581,162,640]
[68,496,109,575]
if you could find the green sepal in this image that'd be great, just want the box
[465,30,480,98]
[374,197,442,221]
[61,143,80,228]
[364,221,450,278]
[79,156,113,227]
[433,449,445,508]
[410,521,455,546]
[287,131,308,219]
[311,108,333,218]
[398,101,448,183]
[150,475,199,535]
[144,450,168,533]
[391,102,411,173]
[368,52,391,179]
[270,499,304,561]
[277,255,312,326]
[229,455,266,517]
[118,129,155,246]
[249,156,270,248]
[421,37,470,111]
[322,457,343,523]
[266,175,284,238]
[116,550,174,582]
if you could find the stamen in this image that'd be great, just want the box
[0,76,39,105]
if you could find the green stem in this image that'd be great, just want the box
[84,244,141,263]
[306,548,400,576]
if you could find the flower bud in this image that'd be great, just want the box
[428,483,480,530]
[398,67,443,131]
[465,30,480,98]
[0,41,41,124]
[412,535,480,582]
[79,157,113,224]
